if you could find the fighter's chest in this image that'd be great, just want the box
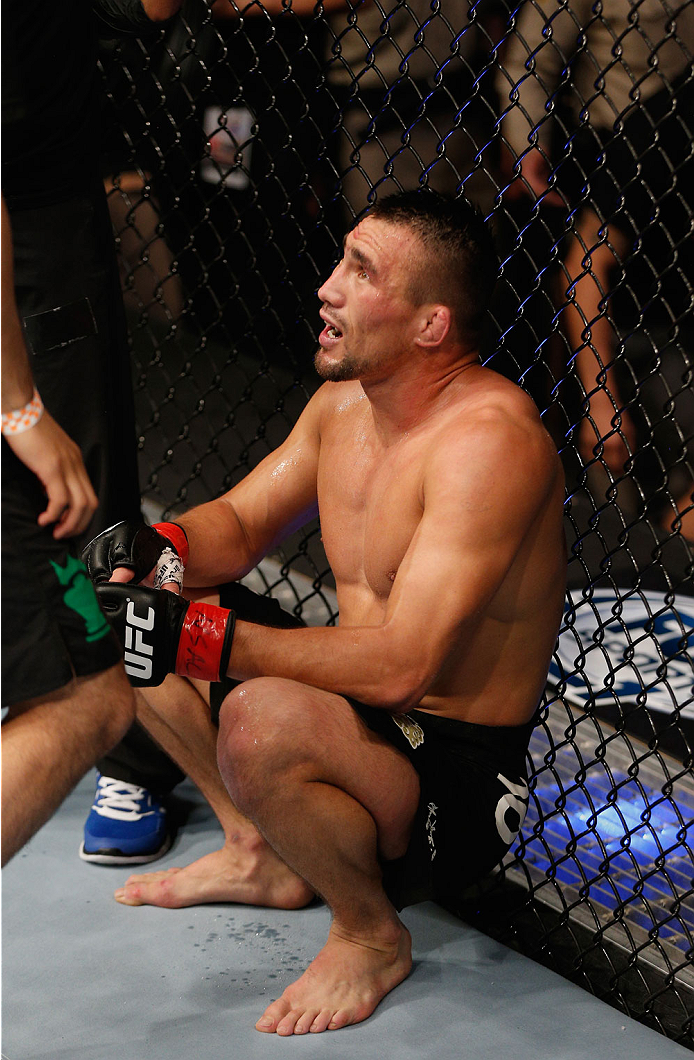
[317,433,424,597]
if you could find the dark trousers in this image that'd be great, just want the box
[10,184,142,544]
[8,182,158,768]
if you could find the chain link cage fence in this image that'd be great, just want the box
[98,0,693,1045]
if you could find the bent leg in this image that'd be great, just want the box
[111,586,310,909]
[2,662,134,865]
[217,677,420,1035]
[113,672,312,910]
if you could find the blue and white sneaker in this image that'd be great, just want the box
[79,773,172,865]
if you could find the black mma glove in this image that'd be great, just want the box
[82,520,189,586]
[96,582,235,687]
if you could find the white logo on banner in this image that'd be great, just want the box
[548,589,694,717]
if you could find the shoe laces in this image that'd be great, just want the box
[92,775,157,821]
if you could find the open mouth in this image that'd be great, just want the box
[319,321,344,346]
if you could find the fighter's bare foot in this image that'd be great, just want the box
[113,841,313,909]
[256,920,412,1035]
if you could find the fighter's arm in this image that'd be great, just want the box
[224,409,561,708]
[161,384,327,587]
[97,402,561,691]
[83,385,325,587]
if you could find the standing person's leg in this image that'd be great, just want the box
[1,443,135,865]
[562,209,636,474]
[81,718,184,867]
[104,171,184,326]
[2,665,135,865]
[217,677,421,1035]
[9,187,180,860]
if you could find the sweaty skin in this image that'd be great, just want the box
[306,369,566,726]
[111,215,567,1035]
[176,217,567,725]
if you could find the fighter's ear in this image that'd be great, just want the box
[415,305,451,348]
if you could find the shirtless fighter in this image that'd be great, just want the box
[83,190,567,1035]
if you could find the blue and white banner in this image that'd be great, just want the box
[548,588,694,718]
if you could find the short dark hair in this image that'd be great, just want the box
[365,189,498,345]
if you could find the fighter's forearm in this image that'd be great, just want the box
[96,570,447,702]
[227,619,429,712]
[95,580,427,701]
[175,498,264,588]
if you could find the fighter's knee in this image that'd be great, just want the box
[217,678,308,801]
[218,678,300,741]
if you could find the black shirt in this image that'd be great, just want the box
[2,0,160,209]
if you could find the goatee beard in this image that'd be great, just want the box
[314,348,361,382]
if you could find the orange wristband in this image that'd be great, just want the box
[1,387,44,435]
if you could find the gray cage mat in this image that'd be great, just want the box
[2,773,687,1060]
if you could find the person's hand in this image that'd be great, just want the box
[109,559,182,595]
[579,398,637,475]
[96,581,235,685]
[82,519,187,594]
[6,409,97,539]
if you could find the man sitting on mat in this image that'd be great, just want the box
[84,190,567,1036]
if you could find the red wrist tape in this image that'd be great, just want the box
[153,522,189,566]
[174,601,236,683]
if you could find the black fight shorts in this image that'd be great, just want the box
[1,442,122,707]
[206,584,533,911]
[348,703,533,910]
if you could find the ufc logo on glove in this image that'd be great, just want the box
[123,599,156,682]
[96,582,235,688]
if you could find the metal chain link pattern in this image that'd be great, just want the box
[98,0,693,1043]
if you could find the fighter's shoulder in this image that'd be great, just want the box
[432,376,557,476]
[304,381,366,426]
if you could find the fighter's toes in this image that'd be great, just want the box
[256,1002,353,1036]
[256,1000,307,1036]
[311,1008,346,1033]
[114,867,182,906]
[289,1009,322,1036]
[113,887,139,906]
[125,867,181,887]
[255,1004,284,1034]
[278,1009,319,1036]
